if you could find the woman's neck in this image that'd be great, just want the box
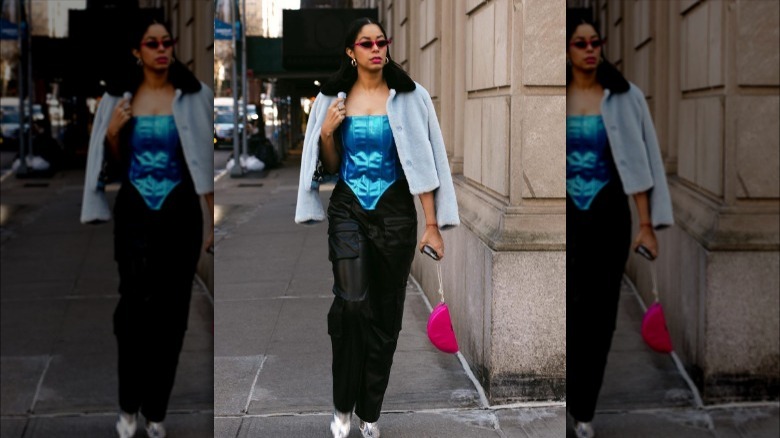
[141,68,171,90]
[354,70,386,93]
[570,68,599,90]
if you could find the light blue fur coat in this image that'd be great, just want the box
[295,82,460,229]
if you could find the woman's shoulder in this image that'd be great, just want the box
[608,81,647,109]
[195,82,214,99]
[394,82,430,108]
[626,82,647,100]
[408,81,429,99]
[313,92,335,111]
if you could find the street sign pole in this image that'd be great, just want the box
[241,0,248,161]
[26,0,33,165]
[16,0,27,175]
[230,0,242,177]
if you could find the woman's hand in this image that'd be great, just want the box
[106,97,132,146]
[321,97,346,139]
[204,230,215,255]
[419,225,445,260]
[632,225,658,259]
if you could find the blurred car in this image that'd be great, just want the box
[214,111,244,148]
[1,99,44,150]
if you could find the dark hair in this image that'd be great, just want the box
[566,13,629,94]
[321,17,416,96]
[106,15,201,96]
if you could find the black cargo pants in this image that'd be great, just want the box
[326,179,417,423]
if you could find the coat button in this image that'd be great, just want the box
[405,160,412,166]
[396,126,403,131]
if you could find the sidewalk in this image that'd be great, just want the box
[213,155,565,437]
[0,169,214,437]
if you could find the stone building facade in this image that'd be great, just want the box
[570,0,779,402]
[359,0,568,403]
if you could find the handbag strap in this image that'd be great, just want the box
[436,261,445,303]
[648,258,659,303]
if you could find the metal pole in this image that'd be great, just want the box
[230,0,242,176]
[240,0,248,161]
[16,0,27,174]
[26,0,33,163]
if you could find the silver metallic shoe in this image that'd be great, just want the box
[330,410,351,438]
[115,411,137,438]
[574,421,595,438]
[359,419,380,438]
[145,421,166,438]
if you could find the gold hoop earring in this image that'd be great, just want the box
[351,58,357,68]
[385,57,389,64]
[136,57,143,66]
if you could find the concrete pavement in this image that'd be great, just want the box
[0,169,214,437]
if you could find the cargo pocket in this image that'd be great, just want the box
[327,298,344,338]
[328,221,361,262]
[383,216,417,247]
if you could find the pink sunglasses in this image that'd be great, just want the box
[352,38,392,49]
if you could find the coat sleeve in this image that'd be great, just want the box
[637,90,674,229]
[421,88,460,230]
[295,93,327,224]
[80,93,115,224]
[192,83,215,195]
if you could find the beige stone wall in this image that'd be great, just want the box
[379,0,567,402]
[164,0,215,86]
[591,0,780,401]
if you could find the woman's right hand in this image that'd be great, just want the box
[106,97,132,144]
[321,97,346,139]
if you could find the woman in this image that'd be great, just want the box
[80,17,214,438]
[566,16,673,438]
[295,17,459,438]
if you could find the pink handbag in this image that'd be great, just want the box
[640,260,673,353]
[427,262,459,354]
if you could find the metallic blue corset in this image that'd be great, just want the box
[566,115,613,210]
[339,115,404,210]
[128,115,183,210]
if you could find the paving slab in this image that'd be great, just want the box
[0,418,27,437]
[214,355,266,416]
[21,411,214,438]
[709,405,780,438]
[215,416,243,437]
[0,356,49,415]
[496,406,566,438]
[214,299,283,357]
